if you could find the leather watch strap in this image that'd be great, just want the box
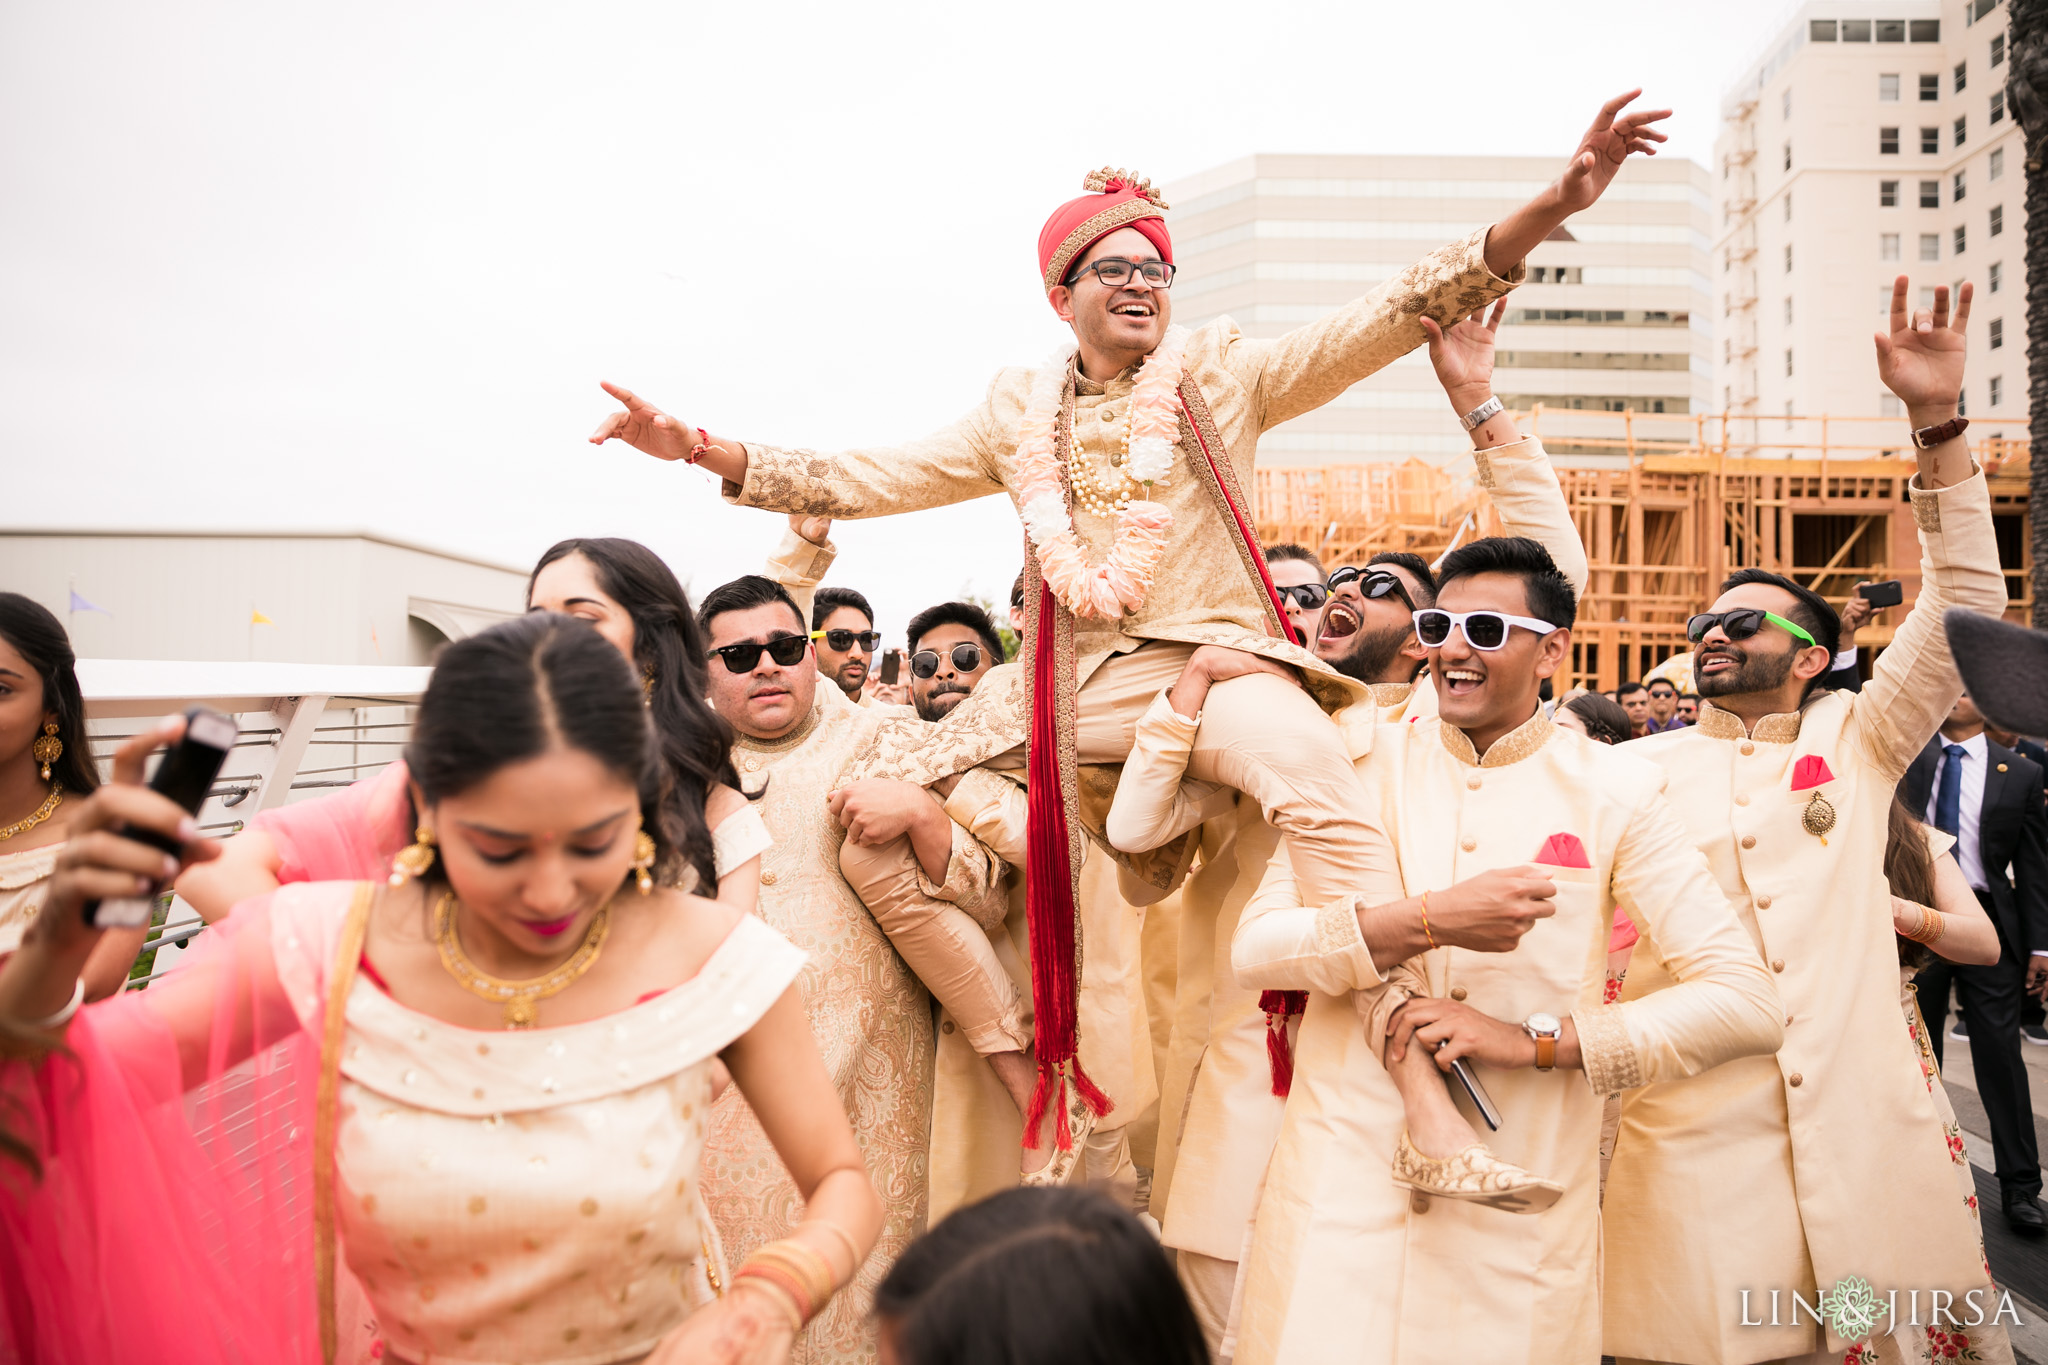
[1910,414,1968,449]
[1533,1033,1557,1071]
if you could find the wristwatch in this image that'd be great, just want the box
[1910,415,1968,449]
[1524,1012,1562,1071]
[1459,395,1504,431]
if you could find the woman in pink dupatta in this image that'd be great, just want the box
[0,616,880,1365]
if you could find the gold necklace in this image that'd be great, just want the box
[0,783,63,842]
[433,891,612,1028]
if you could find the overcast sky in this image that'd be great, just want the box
[2,0,1790,640]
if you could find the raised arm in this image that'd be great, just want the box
[1856,278,2009,781]
[1241,93,1668,429]
[590,381,1009,519]
[764,515,837,630]
[1103,686,1241,856]
[1420,300,1589,596]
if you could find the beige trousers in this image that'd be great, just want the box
[1178,1251,1241,1365]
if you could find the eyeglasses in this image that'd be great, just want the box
[707,634,810,673]
[1684,609,1817,648]
[1277,583,1330,610]
[811,628,881,653]
[1412,608,1561,651]
[1066,258,1178,289]
[910,643,986,679]
[1326,566,1416,611]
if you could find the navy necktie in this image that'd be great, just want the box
[1934,743,1967,853]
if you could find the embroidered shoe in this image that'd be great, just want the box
[1391,1130,1564,1215]
[1021,1085,1099,1188]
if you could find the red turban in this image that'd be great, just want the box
[1037,167,1173,298]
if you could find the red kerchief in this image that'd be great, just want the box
[1038,167,1173,296]
[1534,832,1593,869]
[1790,755,1836,790]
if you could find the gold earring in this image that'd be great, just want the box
[388,826,437,887]
[641,665,657,697]
[632,829,657,895]
[31,722,61,782]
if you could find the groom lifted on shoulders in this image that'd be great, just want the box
[591,92,1670,1154]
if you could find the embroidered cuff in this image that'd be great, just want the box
[1905,462,1986,535]
[1573,1003,1643,1096]
[723,443,865,518]
[765,527,836,587]
[1315,897,1367,958]
[916,822,994,906]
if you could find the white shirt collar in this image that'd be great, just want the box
[1943,731,1988,760]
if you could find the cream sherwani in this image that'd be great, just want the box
[702,686,998,1364]
[1226,711,1783,1365]
[1603,468,2009,1364]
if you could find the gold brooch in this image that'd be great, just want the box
[1801,791,1837,846]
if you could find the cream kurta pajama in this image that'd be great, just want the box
[1603,467,2009,1364]
[701,686,998,1365]
[1225,712,1783,1365]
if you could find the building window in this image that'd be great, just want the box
[1955,224,1967,254]
[1786,348,1794,377]
[1990,260,2003,292]
[1992,88,2006,123]
[1880,393,1903,418]
[1782,88,1792,119]
[1921,285,1937,309]
[1989,317,2003,349]
[1921,179,1941,207]
[1784,296,1793,325]
[1991,204,2003,236]
[1922,72,1942,100]
[1883,127,1901,154]
[1954,115,1967,147]
[1954,62,1968,93]
[1921,126,1940,153]
[1921,233,1941,261]
[1990,375,2003,406]
[1954,170,1966,201]
[1784,243,1794,272]
[1992,33,2006,65]
[1881,179,1900,206]
[1881,19,1907,41]
[1783,142,1792,171]
[1813,18,1839,40]
[1784,192,1793,221]
[1910,18,1940,40]
[1992,147,2005,180]
[1845,18,1872,40]
[1882,232,1902,260]
[1881,72,1901,100]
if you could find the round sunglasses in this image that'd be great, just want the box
[708,633,810,673]
[910,643,987,678]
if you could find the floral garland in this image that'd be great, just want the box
[1014,325,1188,618]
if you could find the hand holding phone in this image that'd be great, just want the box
[879,649,902,686]
[82,708,236,928]
[1857,580,1905,609]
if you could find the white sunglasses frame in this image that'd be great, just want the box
[1411,608,1562,651]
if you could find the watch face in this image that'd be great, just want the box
[1526,1012,1562,1036]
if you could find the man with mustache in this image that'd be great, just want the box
[695,573,1004,1359]
[593,96,1668,1174]
[904,602,1004,723]
[1602,280,2010,1364]
[1105,299,1591,1355]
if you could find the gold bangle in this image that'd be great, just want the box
[730,1274,804,1333]
[1920,905,1947,945]
[809,1219,865,1282]
[740,1238,836,1322]
[1419,889,1439,951]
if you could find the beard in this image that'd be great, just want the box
[1694,644,1795,698]
[915,682,972,722]
[1326,624,1414,686]
[830,661,866,696]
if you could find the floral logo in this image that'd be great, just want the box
[1825,1275,1884,1342]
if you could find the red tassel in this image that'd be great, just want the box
[1053,1073,1074,1150]
[1265,1015,1295,1098]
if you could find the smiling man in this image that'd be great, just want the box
[1218,537,1781,1365]
[692,573,1003,1359]
[594,94,1668,1152]
[1602,280,2011,1365]
[1265,544,1329,645]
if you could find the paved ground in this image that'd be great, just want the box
[1937,1026,2048,1363]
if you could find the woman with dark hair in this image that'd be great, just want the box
[178,537,767,921]
[1553,689,1631,747]
[875,1187,1206,1365]
[0,593,143,1002]
[0,613,879,1364]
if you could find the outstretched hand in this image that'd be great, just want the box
[1554,90,1671,214]
[1420,300,1505,412]
[1875,276,1970,416]
[589,382,699,462]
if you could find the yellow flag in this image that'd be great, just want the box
[251,609,275,626]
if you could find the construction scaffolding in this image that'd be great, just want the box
[1253,407,2035,693]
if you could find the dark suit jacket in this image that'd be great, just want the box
[1901,736,2048,956]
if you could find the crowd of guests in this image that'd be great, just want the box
[0,88,2044,1365]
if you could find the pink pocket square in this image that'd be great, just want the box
[1535,832,1592,868]
[1791,755,1836,791]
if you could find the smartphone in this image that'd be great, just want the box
[879,649,902,686]
[1858,580,1904,609]
[84,707,237,929]
[1445,1051,1504,1132]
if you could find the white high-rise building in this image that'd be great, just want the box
[1715,0,2025,444]
[1162,153,1712,466]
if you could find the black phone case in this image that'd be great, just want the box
[85,707,235,928]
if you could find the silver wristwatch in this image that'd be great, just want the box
[1459,395,1504,431]
[1524,1012,1562,1071]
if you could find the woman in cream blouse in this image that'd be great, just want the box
[0,614,877,1365]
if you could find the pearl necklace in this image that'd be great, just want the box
[1063,405,1142,518]
[0,783,63,842]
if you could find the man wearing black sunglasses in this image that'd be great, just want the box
[811,585,880,704]
[1603,278,2012,1363]
[1266,544,1330,645]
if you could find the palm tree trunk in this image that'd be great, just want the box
[2013,0,2048,624]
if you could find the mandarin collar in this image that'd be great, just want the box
[1369,681,1415,710]
[1073,360,1140,396]
[1695,699,1806,745]
[1438,706,1555,769]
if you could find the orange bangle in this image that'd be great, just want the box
[1419,889,1439,951]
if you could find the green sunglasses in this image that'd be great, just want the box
[1685,608,1818,648]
